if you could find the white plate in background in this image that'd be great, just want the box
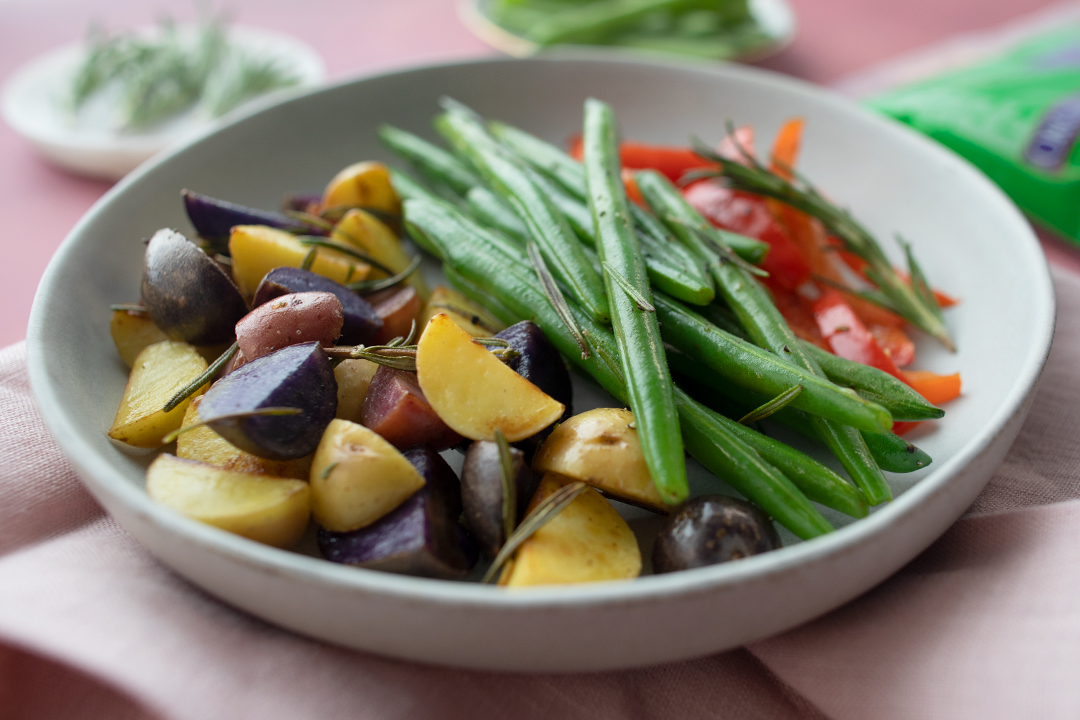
[1,25,325,180]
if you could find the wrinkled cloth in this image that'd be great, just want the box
[1,265,1077,719]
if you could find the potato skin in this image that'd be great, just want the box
[141,228,248,345]
[253,266,382,345]
[461,440,538,556]
[360,366,463,451]
[317,446,477,579]
[369,286,420,345]
[651,495,780,574]
[235,291,344,362]
[199,341,338,460]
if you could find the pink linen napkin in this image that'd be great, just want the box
[1,266,1078,719]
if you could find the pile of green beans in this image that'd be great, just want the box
[380,100,944,542]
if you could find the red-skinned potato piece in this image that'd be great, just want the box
[368,285,420,344]
[235,291,343,362]
[361,365,463,451]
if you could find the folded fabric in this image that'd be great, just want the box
[1,265,1077,719]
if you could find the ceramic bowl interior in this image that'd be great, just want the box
[27,54,1054,671]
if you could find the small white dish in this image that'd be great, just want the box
[27,54,1054,672]
[459,0,796,62]
[1,25,325,180]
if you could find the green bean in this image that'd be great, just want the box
[404,194,832,538]
[491,120,769,264]
[583,98,687,504]
[435,105,610,324]
[465,186,531,244]
[400,180,526,264]
[672,349,933,474]
[654,294,892,434]
[800,341,944,422]
[639,169,894,505]
[525,165,713,305]
[378,124,480,196]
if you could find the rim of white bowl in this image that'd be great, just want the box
[27,52,1056,610]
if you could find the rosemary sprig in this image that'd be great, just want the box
[347,255,422,293]
[527,242,590,359]
[203,51,299,117]
[324,343,418,373]
[283,210,335,234]
[162,406,302,444]
[738,385,803,424]
[494,429,517,545]
[481,481,588,584]
[163,342,238,413]
[472,337,521,363]
[665,215,768,278]
[602,262,655,312]
[300,246,318,271]
[687,129,955,351]
[293,236,397,276]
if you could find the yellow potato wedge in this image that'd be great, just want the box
[416,314,564,442]
[418,286,504,338]
[228,224,369,297]
[309,419,426,532]
[500,472,641,587]
[334,358,379,424]
[532,408,666,511]
[110,308,169,367]
[177,396,312,480]
[323,161,402,217]
[108,341,208,448]
[147,454,310,548]
[333,208,428,299]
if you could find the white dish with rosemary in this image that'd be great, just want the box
[27,54,1054,671]
[1,16,325,180]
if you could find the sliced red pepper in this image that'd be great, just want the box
[717,125,756,163]
[891,421,922,436]
[683,180,811,290]
[769,118,804,180]
[763,277,828,349]
[812,289,904,380]
[569,137,716,184]
[622,168,645,206]
[869,324,916,367]
[901,370,962,405]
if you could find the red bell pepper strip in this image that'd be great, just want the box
[622,168,645,206]
[762,277,829,349]
[769,118,804,180]
[812,289,905,380]
[901,370,962,405]
[683,180,811,290]
[891,421,922,436]
[568,136,715,184]
[869,323,916,367]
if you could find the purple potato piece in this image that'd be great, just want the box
[317,446,478,579]
[252,267,382,345]
[494,321,572,459]
[141,228,248,345]
[652,495,780,574]
[182,189,323,247]
[461,440,539,556]
[199,341,337,460]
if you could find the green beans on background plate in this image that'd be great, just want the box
[402,193,833,539]
[434,103,610,324]
[638,169,895,506]
[582,97,687,505]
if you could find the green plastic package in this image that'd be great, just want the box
[868,25,1080,243]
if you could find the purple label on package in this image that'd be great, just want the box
[1025,93,1080,171]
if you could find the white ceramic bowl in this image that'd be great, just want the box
[27,54,1054,672]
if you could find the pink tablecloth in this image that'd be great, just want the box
[1,264,1077,719]
[5,1,1080,718]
